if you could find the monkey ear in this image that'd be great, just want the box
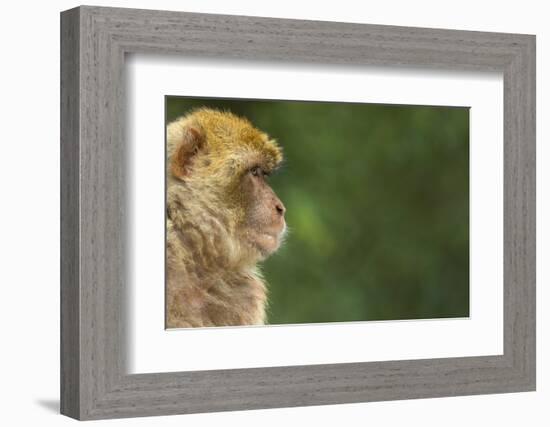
[170,125,205,179]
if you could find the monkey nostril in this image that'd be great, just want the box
[275,202,285,216]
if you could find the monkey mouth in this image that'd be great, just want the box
[248,229,284,258]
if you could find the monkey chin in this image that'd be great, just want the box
[247,226,286,261]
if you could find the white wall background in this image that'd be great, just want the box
[0,0,546,425]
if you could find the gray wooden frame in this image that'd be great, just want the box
[60,5,536,420]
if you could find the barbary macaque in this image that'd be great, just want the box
[166,108,286,328]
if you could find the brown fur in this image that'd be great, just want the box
[166,108,286,328]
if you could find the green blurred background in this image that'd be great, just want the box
[166,96,470,324]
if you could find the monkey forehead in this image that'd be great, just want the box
[209,134,283,168]
[210,148,278,179]
[192,108,283,165]
[239,138,282,167]
[232,144,282,171]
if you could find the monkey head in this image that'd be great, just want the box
[167,108,286,266]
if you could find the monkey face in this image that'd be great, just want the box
[238,164,286,259]
[167,108,286,265]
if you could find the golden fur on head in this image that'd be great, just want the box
[167,107,282,177]
[166,108,286,328]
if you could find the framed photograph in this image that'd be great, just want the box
[60,5,536,420]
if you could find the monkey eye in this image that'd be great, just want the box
[250,166,265,177]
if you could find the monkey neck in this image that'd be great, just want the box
[167,180,259,275]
